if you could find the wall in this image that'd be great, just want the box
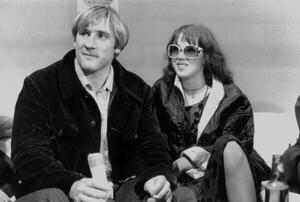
[1,0,300,117]
[118,0,300,113]
[0,0,76,116]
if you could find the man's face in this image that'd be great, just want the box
[74,19,120,75]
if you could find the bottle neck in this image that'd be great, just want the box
[271,154,285,181]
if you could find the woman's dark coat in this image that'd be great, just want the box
[152,76,271,201]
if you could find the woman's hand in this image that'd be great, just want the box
[144,175,172,202]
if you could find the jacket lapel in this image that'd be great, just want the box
[58,50,86,100]
[197,78,224,141]
[108,90,134,133]
[107,59,142,134]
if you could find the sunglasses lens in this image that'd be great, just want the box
[184,46,198,58]
[168,45,179,58]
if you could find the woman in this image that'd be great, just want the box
[152,24,271,202]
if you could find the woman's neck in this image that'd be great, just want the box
[181,72,205,90]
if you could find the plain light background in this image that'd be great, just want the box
[1,0,300,117]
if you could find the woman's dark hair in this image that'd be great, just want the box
[163,24,233,86]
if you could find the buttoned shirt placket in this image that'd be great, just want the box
[75,59,113,181]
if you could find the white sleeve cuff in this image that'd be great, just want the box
[181,146,211,168]
[0,189,10,201]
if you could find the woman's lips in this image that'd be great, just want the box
[176,62,188,69]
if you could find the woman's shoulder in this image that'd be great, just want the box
[152,76,174,91]
[153,77,166,86]
[222,82,252,107]
[223,83,248,99]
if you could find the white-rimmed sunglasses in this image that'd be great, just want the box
[167,44,203,59]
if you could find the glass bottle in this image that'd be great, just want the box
[264,154,289,202]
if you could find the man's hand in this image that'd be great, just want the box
[144,175,172,202]
[69,178,113,202]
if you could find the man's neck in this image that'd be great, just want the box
[74,58,112,91]
[85,65,111,91]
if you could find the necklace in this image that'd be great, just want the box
[183,83,206,99]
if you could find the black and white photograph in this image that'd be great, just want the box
[1,0,300,201]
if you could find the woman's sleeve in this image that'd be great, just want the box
[221,94,254,155]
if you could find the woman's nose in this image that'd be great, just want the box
[177,50,186,59]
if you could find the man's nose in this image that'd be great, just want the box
[84,34,95,48]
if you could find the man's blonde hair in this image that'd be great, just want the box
[72,5,129,52]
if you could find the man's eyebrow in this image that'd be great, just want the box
[96,30,110,34]
[95,30,112,37]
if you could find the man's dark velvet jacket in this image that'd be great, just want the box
[11,50,176,197]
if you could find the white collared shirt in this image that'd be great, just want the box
[174,75,210,106]
[174,76,225,180]
[75,59,113,180]
[174,76,225,141]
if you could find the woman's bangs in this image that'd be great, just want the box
[179,29,199,46]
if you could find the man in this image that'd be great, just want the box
[0,115,12,155]
[0,115,14,201]
[12,6,195,202]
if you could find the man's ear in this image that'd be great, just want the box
[114,49,121,55]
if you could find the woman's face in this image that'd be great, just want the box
[171,34,204,81]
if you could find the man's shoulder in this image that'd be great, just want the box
[114,62,150,90]
[27,60,61,82]
[113,63,152,103]
[22,60,63,97]
[27,50,74,83]
[121,68,147,86]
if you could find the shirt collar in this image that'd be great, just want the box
[74,58,114,93]
[174,75,185,96]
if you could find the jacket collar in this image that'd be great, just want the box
[111,59,143,104]
[59,50,85,100]
[58,49,142,104]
